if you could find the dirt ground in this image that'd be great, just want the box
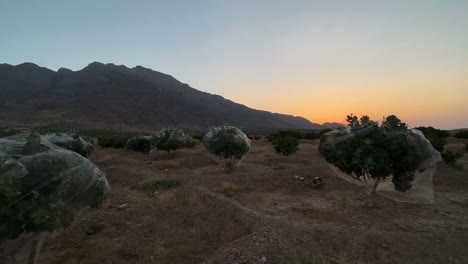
[38,139,468,264]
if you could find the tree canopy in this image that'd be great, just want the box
[319,115,441,194]
[203,126,251,173]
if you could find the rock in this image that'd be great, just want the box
[312,176,324,188]
[294,175,305,181]
[399,225,409,231]
[118,203,129,210]
[260,256,267,263]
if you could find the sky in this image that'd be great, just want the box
[1,0,467,129]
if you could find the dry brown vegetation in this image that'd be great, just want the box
[38,139,468,264]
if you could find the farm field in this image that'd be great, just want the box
[38,139,468,264]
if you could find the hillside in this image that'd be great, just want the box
[0,62,321,131]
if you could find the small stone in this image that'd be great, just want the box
[294,175,305,181]
[260,256,267,262]
[86,230,95,235]
[118,203,129,210]
[399,225,409,231]
[381,243,390,249]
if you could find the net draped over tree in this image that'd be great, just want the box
[0,132,110,263]
[319,115,441,194]
[203,126,251,173]
[151,127,194,152]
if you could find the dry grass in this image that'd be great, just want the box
[215,182,247,196]
[162,160,181,169]
[132,178,180,192]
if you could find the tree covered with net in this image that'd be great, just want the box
[319,114,441,194]
[203,126,251,174]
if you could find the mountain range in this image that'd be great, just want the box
[0,62,329,131]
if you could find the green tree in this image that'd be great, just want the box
[382,115,407,131]
[126,135,151,154]
[152,128,194,152]
[318,128,332,137]
[455,130,468,139]
[346,114,360,128]
[273,136,299,156]
[0,132,109,263]
[319,114,438,194]
[441,151,463,166]
[415,126,447,152]
[203,126,251,173]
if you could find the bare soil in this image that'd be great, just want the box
[39,140,468,264]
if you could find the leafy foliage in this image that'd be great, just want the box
[414,126,448,152]
[0,132,109,240]
[203,126,250,173]
[44,133,97,158]
[126,135,151,154]
[152,128,194,152]
[382,115,407,131]
[455,130,468,139]
[191,132,207,141]
[302,131,318,140]
[267,130,302,143]
[0,128,21,138]
[98,135,132,149]
[319,114,436,193]
[318,128,332,137]
[441,151,463,166]
[133,178,179,192]
[273,136,299,156]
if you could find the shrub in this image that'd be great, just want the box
[0,128,21,138]
[455,130,468,139]
[133,178,179,192]
[152,128,194,152]
[267,130,302,143]
[98,135,131,149]
[192,132,206,141]
[415,126,447,152]
[273,136,299,156]
[203,126,251,174]
[318,128,332,137]
[319,114,441,194]
[302,131,318,140]
[442,151,463,166]
[126,135,151,154]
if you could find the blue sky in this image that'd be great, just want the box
[1,0,467,128]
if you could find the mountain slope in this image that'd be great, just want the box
[0,62,321,131]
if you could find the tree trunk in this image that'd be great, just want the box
[0,232,47,264]
[28,232,46,264]
[370,179,380,195]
